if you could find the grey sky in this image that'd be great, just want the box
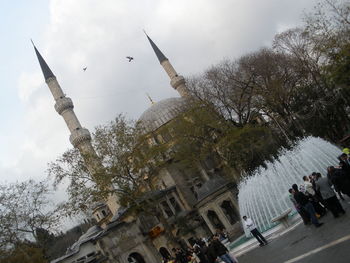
[0,0,318,186]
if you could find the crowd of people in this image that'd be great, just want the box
[289,152,350,227]
[162,152,350,263]
[162,234,238,263]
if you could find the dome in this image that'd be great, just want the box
[137,97,189,134]
[85,225,102,236]
[91,201,106,211]
[196,176,228,201]
[77,225,102,242]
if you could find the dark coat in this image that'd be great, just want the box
[212,239,228,256]
[175,250,188,263]
[206,243,218,263]
[294,191,310,206]
[331,169,350,195]
[340,160,350,176]
[196,245,209,263]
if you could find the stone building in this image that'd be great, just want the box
[33,34,243,263]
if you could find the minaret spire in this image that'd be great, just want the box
[31,40,55,81]
[143,31,167,63]
[32,42,120,215]
[144,32,189,97]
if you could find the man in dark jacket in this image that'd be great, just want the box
[292,184,323,228]
[194,239,209,263]
[339,153,350,175]
[329,166,350,197]
[172,248,188,263]
[206,238,218,263]
[208,235,236,263]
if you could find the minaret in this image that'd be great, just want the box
[145,33,189,97]
[32,42,119,215]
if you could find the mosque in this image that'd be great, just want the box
[33,34,243,263]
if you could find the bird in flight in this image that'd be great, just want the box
[126,56,134,62]
[83,67,87,71]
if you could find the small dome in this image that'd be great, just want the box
[85,225,102,236]
[137,97,188,134]
[91,201,106,211]
[197,177,228,201]
[77,225,102,243]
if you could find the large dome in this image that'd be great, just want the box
[137,97,189,134]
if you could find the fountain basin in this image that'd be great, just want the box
[271,208,292,228]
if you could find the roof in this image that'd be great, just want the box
[51,226,103,263]
[196,176,229,202]
[91,201,107,211]
[110,206,129,222]
[137,97,189,134]
[138,186,176,201]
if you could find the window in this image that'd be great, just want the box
[161,201,174,217]
[190,186,198,199]
[203,156,215,170]
[101,210,107,217]
[147,137,157,146]
[161,129,172,142]
[169,197,182,213]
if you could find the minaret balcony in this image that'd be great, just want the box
[70,128,92,147]
[55,97,74,115]
[170,75,185,89]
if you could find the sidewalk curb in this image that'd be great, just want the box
[231,219,303,257]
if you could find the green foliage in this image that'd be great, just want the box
[48,0,350,216]
[0,180,61,262]
[0,243,47,263]
[217,125,281,173]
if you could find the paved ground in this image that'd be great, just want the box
[236,198,350,263]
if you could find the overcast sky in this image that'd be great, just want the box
[0,0,318,187]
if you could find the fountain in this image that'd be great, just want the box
[238,136,342,234]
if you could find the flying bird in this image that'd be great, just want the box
[126,56,134,62]
[83,67,87,71]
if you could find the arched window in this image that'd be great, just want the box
[128,252,146,263]
[221,200,237,224]
[159,247,171,260]
[207,210,225,230]
[169,197,182,213]
[101,210,107,217]
[161,201,174,217]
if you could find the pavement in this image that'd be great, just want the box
[236,198,350,263]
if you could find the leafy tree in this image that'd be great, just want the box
[48,0,350,232]
[48,114,139,215]
[0,243,47,263]
[0,180,61,261]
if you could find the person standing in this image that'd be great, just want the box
[302,175,326,217]
[242,216,268,246]
[208,235,236,263]
[289,188,310,224]
[172,248,188,263]
[316,173,346,218]
[292,184,324,228]
[193,243,209,263]
[328,166,350,197]
[339,153,350,175]
[206,237,218,263]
